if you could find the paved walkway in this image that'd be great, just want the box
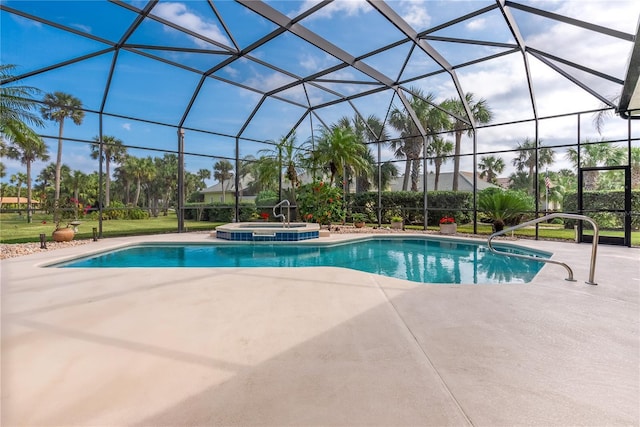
[1,232,638,426]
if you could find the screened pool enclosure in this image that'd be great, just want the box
[1,1,639,245]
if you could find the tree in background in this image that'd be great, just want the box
[3,125,49,222]
[427,136,454,191]
[9,172,27,213]
[442,92,492,191]
[260,133,303,202]
[336,114,389,192]
[389,88,448,191]
[565,141,625,190]
[478,155,505,185]
[511,138,555,195]
[40,91,84,221]
[90,135,127,207]
[213,159,234,203]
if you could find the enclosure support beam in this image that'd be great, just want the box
[177,128,185,233]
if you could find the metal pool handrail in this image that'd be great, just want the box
[273,199,290,228]
[487,213,599,285]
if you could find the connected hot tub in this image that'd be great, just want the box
[214,222,321,241]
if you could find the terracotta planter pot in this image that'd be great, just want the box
[391,221,403,230]
[52,227,75,242]
[439,223,457,235]
[354,221,365,228]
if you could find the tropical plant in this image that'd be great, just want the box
[441,92,493,191]
[389,88,448,191]
[259,133,303,201]
[3,123,49,222]
[351,212,367,224]
[134,156,156,208]
[40,91,84,221]
[337,114,389,192]
[0,64,44,142]
[511,138,555,195]
[90,135,127,207]
[427,136,454,190]
[478,188,534,232]
[478,155,505,184]
[565,141,626,190]
[309,125,369,189]
[9,172,27,213]
[377,161,399,191]
[213,159,234,203]
[297,180,345,227]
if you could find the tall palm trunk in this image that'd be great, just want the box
[26,162,33,223]
[402,158,411,191]
[54,118,65,221]
[105,158,111,207]
[434,159,442,191]
[411,158,421,191]
[452,130,462,191]
[134,178,142,207]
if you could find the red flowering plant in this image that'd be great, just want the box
[297,180,345,228]
[260,212,269,221]
[439,216,455,225]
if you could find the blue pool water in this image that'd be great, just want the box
[53,237,550,284]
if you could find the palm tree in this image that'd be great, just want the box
[512,138,555,194]
[196,168,211,190]
[508,171,531,192]
[40,92,84,221]
[311,125,369,187]
[9,172,27,213]
[4,125,49,222]
[441,92,493,191]
[249,155,279,192]
[260,133,303,201]
[478,155,505,184]
[213,159,234,203]
[389,88,448,191]
[90,135,127,207]
[427,136,454,191]
[377,161,399,191]
[131,156,155,207]
[0,64,44,142]
[565,141,625,190]
[337,114,389,192]
[68,170,88,215]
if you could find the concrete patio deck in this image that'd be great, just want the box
[1,232,638,426]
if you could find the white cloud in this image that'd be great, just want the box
[122,123,131,131]
[291,0,370,20]
[466,18,486,31]
[399,0,432,29]
[70,23,92,34]
[152,2,227,47]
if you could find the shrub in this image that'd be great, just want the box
[478,189,534,232]
[297,181,345,226]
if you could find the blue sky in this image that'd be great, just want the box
[1,0,640,187]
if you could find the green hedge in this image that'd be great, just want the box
[347,191,473,226]
[563,190,639,230]
[184,202,255,222]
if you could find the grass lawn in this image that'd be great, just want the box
[2,213,638,246]
[0,213,219,244]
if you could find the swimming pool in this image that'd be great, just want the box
[51,237,551,284]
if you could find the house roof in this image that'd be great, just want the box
[0,197,41,204]
[389,172,499,192]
